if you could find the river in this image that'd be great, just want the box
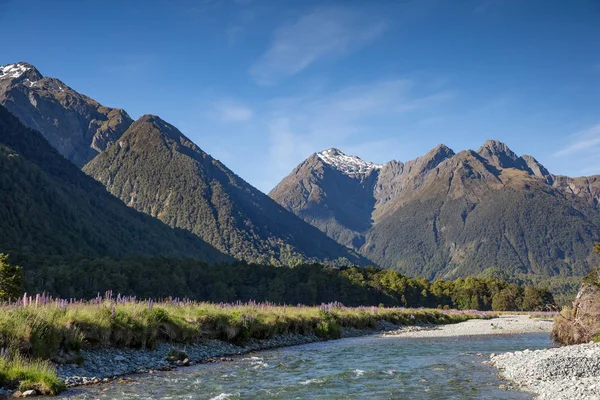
[58,333,551,399]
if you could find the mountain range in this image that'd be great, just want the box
[2,61,600,287]
[270,144,600,280]
[0,62,365,266]
[0,104,227,261]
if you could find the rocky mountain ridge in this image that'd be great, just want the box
[270,141,600,279]
[0,62,133,166]
[1,62,365,266]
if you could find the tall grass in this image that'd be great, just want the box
[0,292,493,394]
[0,353,65,395]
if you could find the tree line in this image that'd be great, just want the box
[0,254,555,311]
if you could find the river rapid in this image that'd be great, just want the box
[57,332,551,399]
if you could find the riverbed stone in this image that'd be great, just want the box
[490,342,600,399]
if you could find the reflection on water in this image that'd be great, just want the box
[59,333,550,400]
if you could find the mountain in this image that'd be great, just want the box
[0,62,133,166]
[270,141,600,280]
[83,115,367,266]
[0,104,228,261]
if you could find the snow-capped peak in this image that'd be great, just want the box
[317,148,383,177]
[0,63,32,80]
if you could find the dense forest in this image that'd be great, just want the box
[0,105,228,262]
[11,254,555,311]
[83,115,367,266]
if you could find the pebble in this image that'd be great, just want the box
[489,341,600,399]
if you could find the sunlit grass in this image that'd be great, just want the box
[0,293,494,394]
[0,353,65,395]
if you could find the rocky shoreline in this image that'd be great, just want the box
[382,314,553,337]
[489,341,600,399]
[54,320,398,390]
[7,315,584,398]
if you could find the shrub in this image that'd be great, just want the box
[0,354,65,395]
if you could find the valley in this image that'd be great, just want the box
[1,1,599,397]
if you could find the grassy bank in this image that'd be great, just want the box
[0,293,492,395]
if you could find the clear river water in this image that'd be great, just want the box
[58,333,551,400]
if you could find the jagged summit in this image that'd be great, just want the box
[0,62,133,166]
[409,143,455,172]
[317,148,384,178]
[477,139,527,170]
[0,62,33,79]
[0,62,43,85]
[271,138,600,279]
[522,154,551,180]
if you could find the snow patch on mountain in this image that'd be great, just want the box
[0,63,31,80]
[317,148,383,178]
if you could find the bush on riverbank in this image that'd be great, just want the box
[551,244,600,345]
[0,354,65,395]
[551,269,600,345]
[0,295,492,394]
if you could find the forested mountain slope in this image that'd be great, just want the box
[84,115,368,266]
[271,141,600,279]
[0,105,227,261]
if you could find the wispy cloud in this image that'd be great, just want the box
[216,101,254,122]
[250,6,387,85]
[555,123,600,157]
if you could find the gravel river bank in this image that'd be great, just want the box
[489,341,600,400]
[25,314,600,399]
[382,314,553,338]
[56,321,398,388]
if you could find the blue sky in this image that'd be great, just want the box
[1,0,600,192]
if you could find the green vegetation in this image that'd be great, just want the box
[0,254,22,302]
[17,255,555,311]
[0,297,490,394]
[271,141,600,293]
[368,190,600,282]
[0,105,227,262]
[0,64,133,167]
[0,354,65,395]
[83,115,367,266]
[552,243,600,345]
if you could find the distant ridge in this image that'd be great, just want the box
[0,62,133,166]
[270,142,600,279]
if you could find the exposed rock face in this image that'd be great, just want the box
[552,268,600,345]
[83,115,368,266]
[0,62,133,166]
[270,143,600,279]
